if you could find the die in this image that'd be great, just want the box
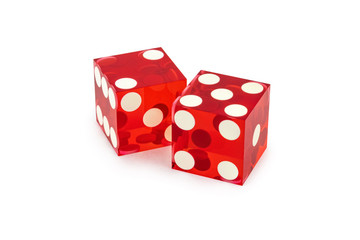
[171,70,270,185]
[94,48,186,155]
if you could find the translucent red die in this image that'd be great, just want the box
[94,48,186,155]
[171,70,270,185]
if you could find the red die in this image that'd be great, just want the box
[94,48,186,155]
[171,71,270,185]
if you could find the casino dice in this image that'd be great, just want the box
[94,48,186,155]
[171,70,270,185]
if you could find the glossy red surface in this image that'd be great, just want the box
[171,70,270,185]
[94,48,186,155]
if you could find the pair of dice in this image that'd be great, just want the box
[94,48,270,185]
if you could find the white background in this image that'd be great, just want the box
[1,0,359,239]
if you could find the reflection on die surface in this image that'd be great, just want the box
[172,70,270,185]
[94,48,186,155]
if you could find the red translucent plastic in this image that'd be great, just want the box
[171,70,270,185]
[94,48,186,155]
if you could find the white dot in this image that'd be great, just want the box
[108,88,116,109]
[241,82,264,94]
[121,92,142,112]
[143,108,163,127]
[143,50,164,60]
[96,105,103,126]
[164,125,172,142]
[217,161,239,180]
[211,88,233,100]
[198,73,220,85]
[179,95,203,107]
[94,66,101,87]
[103,116,110,136]
[174,151,195,170]
[224,104,248,117]
[115,78,137,89]
[174,110,195,131]
[253,124,261,147]
[101,77,109,98]
[219,120,240,140]
[110,127,118,148]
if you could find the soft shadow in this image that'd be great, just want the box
[120,146,172,169]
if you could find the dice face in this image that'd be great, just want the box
[171,70,270,185]
[94,48,186,155]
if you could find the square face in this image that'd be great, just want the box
[179,70,270,116]
[94,48,186,155]
[94,48,185,91]
[172,70,270,185]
